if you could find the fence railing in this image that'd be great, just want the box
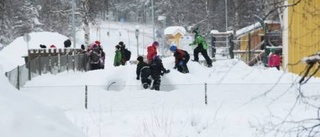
[5,53,89,90]
[20,82,319,110]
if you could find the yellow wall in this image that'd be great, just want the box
[166,33,183,48]
[239,23,280,51]
[239,29,263,50]
[288,0,320,77]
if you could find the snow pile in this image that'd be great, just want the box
[0,32,69,71]
[0,67,85,137]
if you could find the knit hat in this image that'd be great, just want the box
[95,40,101,45]
[270,48,275,53]
[152,41,159,47]
[119,41,124,47]
[137,56,144,62]
[169,45,177,52]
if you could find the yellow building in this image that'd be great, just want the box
[235,21,281,64]
[237,21,280,51]
[164,26,186,48]
[283,0,320,77]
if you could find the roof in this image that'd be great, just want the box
[210,30,233,36]
[235,20,280,38]
[164,26,186,36]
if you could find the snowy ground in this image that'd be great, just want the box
[1,21,320,137]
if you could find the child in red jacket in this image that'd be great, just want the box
[268,49,281,70]
[146,41,159,64]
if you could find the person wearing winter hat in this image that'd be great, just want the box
[169,45,190,73]
[95,40,101,45]
[113,45,122,67]
[189,29,212,67]
[268,48,281,70]
[50,45,56,49]
[146,41,159,64]
[149,55,170,91]
[136,56,152,89]
[118,41,131,65]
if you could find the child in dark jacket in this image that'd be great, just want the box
[149,56,170,91]
[136,56,152,89]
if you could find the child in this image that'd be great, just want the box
[169,45,190,73]
[136,56,152,89]
[149,56,170,90]
[113,45,122,67]
[268,48,281,70]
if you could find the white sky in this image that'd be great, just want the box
[0,21,320,137]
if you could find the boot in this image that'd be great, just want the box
[143,83,149,89]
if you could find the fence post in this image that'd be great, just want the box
[85,85,88,109]
[73,55,75,72]
[17,66,20,90]
[28,61,31,81]
[66,54,69,71]
[49,55,52,74]
[39,57,42,75]
[205,83,207,105]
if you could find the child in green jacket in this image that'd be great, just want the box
[114,45,122,66]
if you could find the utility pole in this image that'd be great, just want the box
[72,0,76,48]
[151,0,155,41]
[225,0,228,31]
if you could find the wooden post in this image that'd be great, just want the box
[73,55,75,72]
[28,61,31,81]
[205,83,207,105]
[248,33,251,62]
[85,85,88,109]
[39,57,42,75]
[17,66,20,90]
[66,54,69,71]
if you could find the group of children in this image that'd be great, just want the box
[135,29,215,90]
[86,41,106,70]
[136,41,170,91]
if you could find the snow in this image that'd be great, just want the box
[0,32,69,71]
[164,26,186,36]
[1,21,320,137]
[0,67,85,137]
[235,22,261,37]
[235,20,281,38]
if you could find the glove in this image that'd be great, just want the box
[178,61,184,66]
[173,66,177,69]
[160,72,164,76]
[136,77,140,80]
[165,69,170,73]
[189,44,192,46]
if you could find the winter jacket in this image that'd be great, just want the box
[147,45,157,62]
[114,50,122,66]
[268,53,281,67]
[150,59,167,78]
[136,61,150,79]
[173,49,189,64]
[190,34,208,50]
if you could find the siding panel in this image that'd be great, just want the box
[288,0,320,77]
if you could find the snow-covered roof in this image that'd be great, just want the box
[235,22,262,37]
[235,20,280,38]
[210,30,233,35]
[164,26,186,36]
